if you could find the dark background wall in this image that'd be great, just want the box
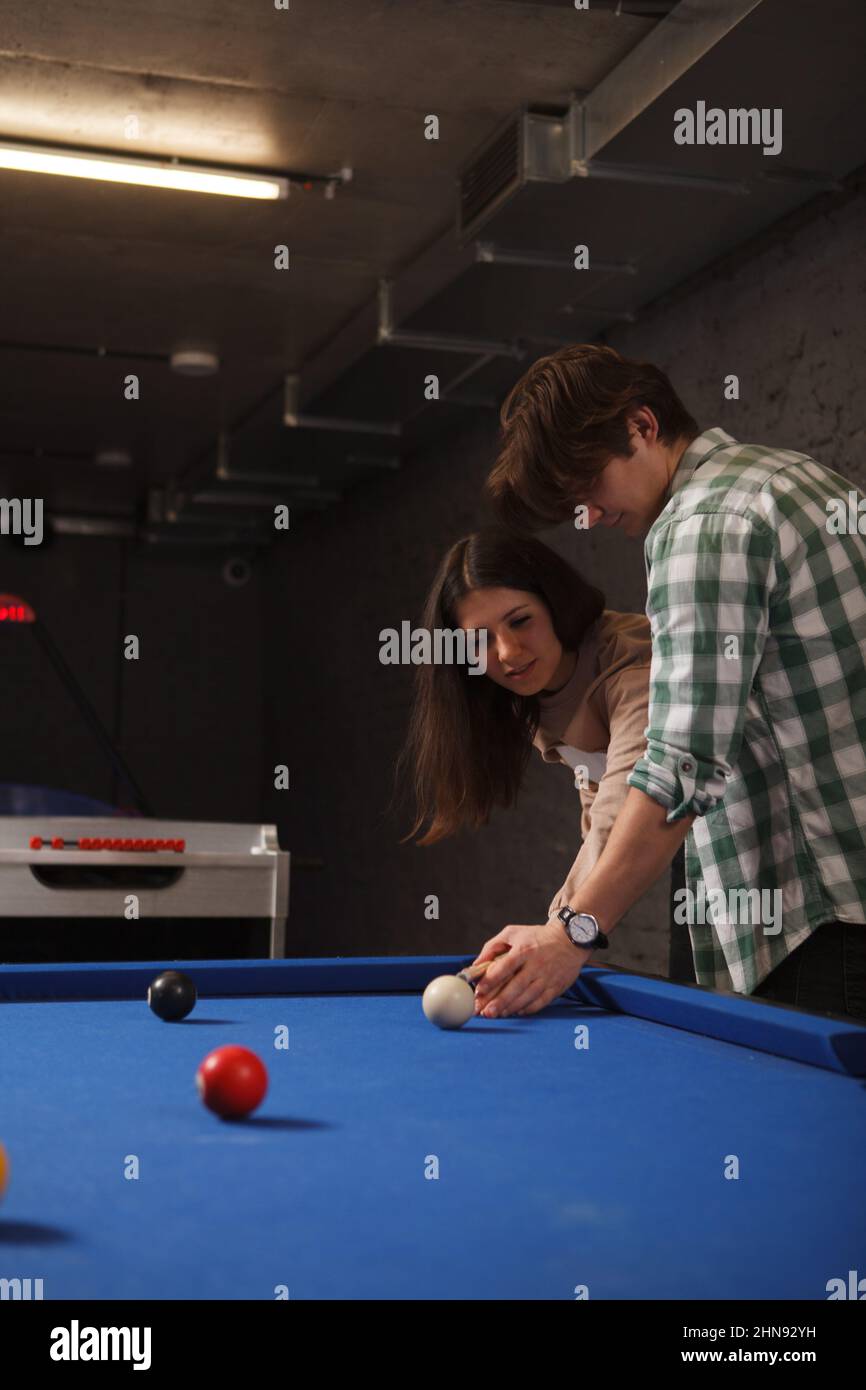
[262,186,866,970]
[1,539,263,821]
[3,185,863,971]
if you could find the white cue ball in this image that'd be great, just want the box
[422,974,475,1029]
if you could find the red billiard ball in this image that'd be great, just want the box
[196,1045,268,1120]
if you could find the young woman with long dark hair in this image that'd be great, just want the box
[400,528,654,1013]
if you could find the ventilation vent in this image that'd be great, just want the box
[458,109,570,243]
[459,116,521,242]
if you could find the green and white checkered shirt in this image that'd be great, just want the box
[627,427,866,993]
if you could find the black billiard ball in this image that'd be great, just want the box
[147,970,197,1022]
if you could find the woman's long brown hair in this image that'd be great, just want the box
[399,528,604,845]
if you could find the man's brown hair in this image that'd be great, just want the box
[487,344,699,530]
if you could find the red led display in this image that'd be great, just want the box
[0,594,36,623]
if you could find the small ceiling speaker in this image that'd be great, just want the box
[94,448,133,468]
[170,347,220,377]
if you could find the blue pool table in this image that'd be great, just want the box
[1,956,865,1300]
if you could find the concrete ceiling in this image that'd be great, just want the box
[0,0,862,544]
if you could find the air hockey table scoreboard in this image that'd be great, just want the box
[0,816,290,961]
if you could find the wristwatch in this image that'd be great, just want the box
[557,906,609,951]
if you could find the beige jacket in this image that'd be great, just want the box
[533,609,652,920]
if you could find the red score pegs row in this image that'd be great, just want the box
[29,836,186,852]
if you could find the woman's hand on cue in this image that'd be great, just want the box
[471,922,590,1018]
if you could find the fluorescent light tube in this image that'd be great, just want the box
[0,141,288,199]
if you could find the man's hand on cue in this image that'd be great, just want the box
[471,922,591,1018]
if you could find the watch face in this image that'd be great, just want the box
[570,914,597,944]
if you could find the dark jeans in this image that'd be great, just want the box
[668,846,695,984]
[752,921,866,1021]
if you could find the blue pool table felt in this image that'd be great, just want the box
[1,957,864,1300]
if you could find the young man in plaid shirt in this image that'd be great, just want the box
[472,344,866,1022]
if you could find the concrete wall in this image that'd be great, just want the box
[0,536,263,822]
[6,182,860,974]
[264,184,866,972]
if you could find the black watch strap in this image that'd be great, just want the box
[557,905,609,950]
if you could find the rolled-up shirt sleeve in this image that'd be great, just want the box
[627,510,776,821]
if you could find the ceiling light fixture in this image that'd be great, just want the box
[0,140,287,200]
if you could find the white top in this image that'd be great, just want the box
[554,744,608,787]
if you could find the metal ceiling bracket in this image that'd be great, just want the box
[570,0,764,163]
[283,370,400,436]
[377,278,526,361]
